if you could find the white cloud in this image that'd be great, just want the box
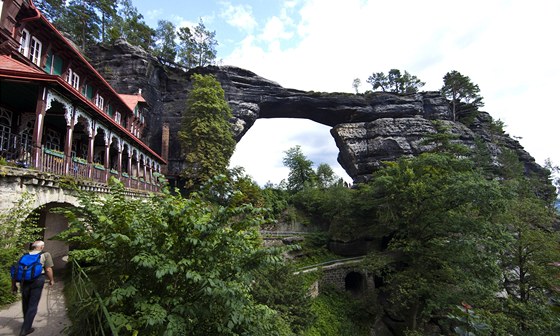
[227,0,560,184]
[145,9,164,23]
[259,16,294,44]
[220,2,258,32]
[229,119,350,186]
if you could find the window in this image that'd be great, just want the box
[19,29,30,56]
[66,68,80,90]
[19,29,42,66]
[29,36,42,66]
[115,112,121,124]
[95,94,104,110]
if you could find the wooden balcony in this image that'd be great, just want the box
[1,129,162,192]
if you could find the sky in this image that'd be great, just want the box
[134,0,560,186]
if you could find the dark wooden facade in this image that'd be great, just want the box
[0,0,165,191]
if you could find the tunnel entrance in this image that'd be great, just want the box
[345,271,365,294]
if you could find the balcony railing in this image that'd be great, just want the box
[1,129,161,192]
[0,130,32,168]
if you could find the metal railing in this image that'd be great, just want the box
[68,260,119,336]
[295,256,365,274]
[260,230,316,237]
[0,130,32,167]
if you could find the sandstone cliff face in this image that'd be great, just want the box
[88,40,546,183]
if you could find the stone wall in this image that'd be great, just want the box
[319,263,375,294]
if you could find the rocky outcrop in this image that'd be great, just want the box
[88,40,546,183]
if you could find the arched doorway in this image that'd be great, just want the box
[37,202,73,273]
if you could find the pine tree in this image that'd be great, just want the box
[441,70,484,121]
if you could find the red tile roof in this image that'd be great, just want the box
[119,93,146,111]
[0,55,44,74]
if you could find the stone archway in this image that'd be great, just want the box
[345,271,366,294]
[37,202,74,273]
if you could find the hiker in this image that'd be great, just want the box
[11,240,55,336]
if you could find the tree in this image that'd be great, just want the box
[441,70,484,121]
[495,189,560,335]
[282,145,316,193]
[154,20,178,63]
[365,149,506,332]
[366,69,424,94]
[57,0,101,51]
[367,72,390,92]
[95,0,118,44]
[33,0,65,22]
[352,78,361,94]
[316,163,337,189]
[177,19,218,69]
[110,0,155,50]
[58,178,289,335]
[178,74,236,190]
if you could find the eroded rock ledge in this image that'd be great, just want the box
[88,40,544,183]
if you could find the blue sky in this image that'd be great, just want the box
[133,0,560,186]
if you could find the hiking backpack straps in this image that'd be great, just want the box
[10,252,43,282]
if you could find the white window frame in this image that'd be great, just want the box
[29,36,42,66]
[95,94,104,110]
[115,112,121,124]
[66,68,80,90]
[19,29,30,56]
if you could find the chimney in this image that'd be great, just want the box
[161,122,169,173]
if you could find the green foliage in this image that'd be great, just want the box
[0,193,42,305]
[420,120,470,155]
[179,74,236,190]
[56,0,101,51]
[366,69,425,94]
[291,184,364,240]
[58,177,290,335]
[33,0,65,22]
[442,70,484,121]
[112,0,155,50]
[251,263,315,334]
[226,167,266,208]
[302,288,371,336]
[39,0,154,50]
[365,150,507,331]
[315,163,338,189]
[154,20,178,63]
[492,179,560,335]
[448,304,490,336]
[177,19,218,68]
[261,183,290,219]
[282,146,316,193]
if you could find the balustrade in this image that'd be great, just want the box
[1,128,161,192]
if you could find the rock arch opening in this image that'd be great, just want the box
[230,118,350,186]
